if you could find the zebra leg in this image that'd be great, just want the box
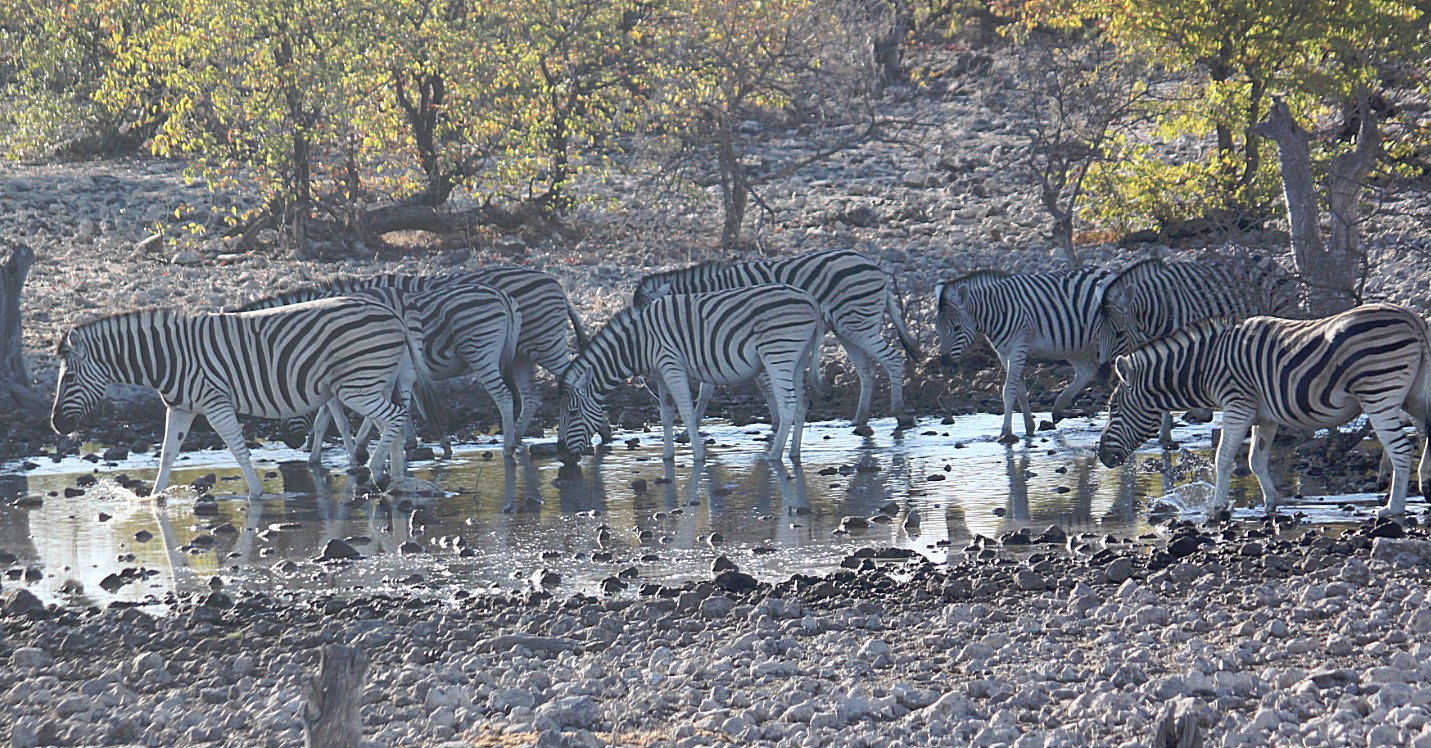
[658,367,705,462]
[655,380,679,462]
[764,370,802,462]
[1248,423,1281,514]
[1053,358,1098,424]
[755,372,781,433]
[1159,412,1178,450]
[205,404,266,500]
[1211,407,1254,512]
[1367,409,1416,516]
[838,335,878,433]
[694,382,715,424]
[466,343,520,453]
[853,333,913,429]
[512,354,540,438]
[997,346,1033,443]
[153,408,198,498]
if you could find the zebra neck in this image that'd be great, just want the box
[1149,334,1220,409]
[583,318,646,390]
[92,312,189,391]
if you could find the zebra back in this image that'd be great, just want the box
[941,266,1110,360]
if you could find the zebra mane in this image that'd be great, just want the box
[1124,315,1237,363]
[57,307,188,352]
[232,275,378,312]
[642,259,733,284]
[947,269,1009,285]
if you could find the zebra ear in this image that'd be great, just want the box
[1112,355,1133,383]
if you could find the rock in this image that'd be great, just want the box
[320,538,362,560]
[1105,557,1135,584]
[1371,537,1431,566]
[857,638,893,666]
[1167,535,1207,558]
[2,588,44,616]
[1014,570,1046,591]
[713,570,759,594]
[172,250,204,267]
[399,541,425,555]
[11,647,53,668]
[712,555,738,574]
[1034,524,1067,544]
[1370,520,1406,539]
[700,595,735,618]
[537,695,600,730]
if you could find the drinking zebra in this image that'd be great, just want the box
[1100,254,1302,447]
[241,279,522,459]
[239,265,586,440]
[632,249,918,434]
[559,285,824,463]
[1098,303,1431,516]
[936,266,1111,444]
[51,296,429,499]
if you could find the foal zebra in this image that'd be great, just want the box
[239,265,585,439]
[51,296,427,499]
[559,285,824,463]
[1098,303,1431,516]
[936,266,1111,443]
[241,279,522,458]
[632,249,918,433]
[1100,253,1302,447]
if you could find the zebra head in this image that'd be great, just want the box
[557,365,605,463]
[935,282,976,371]
[51,328,113,435]
[1097,356,1163,468]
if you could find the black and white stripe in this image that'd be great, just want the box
[51,296,424,499]
[1098,302,1431,515]
[633,249,918,431]
[559,285,824,463]
[936,266,1111,443]
[1100,253,1302,446]
[240,278,523,458]
[240,265,585,437]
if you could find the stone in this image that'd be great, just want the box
[320,538,363,560]
[2,588,44,616]
[11,647,53,668]
[1371,538,1431,566]
[1105,557,1134,584]
[1015,570,1047,591]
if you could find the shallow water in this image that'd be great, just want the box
[0,413,1417,609]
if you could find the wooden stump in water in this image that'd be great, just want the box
[303,644,369,748]
[0,241,41,410]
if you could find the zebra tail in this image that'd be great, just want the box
[568,303,591,351]
[502,304,524,420]
[403,326,445,439]
[886,278,921,360]
[806,313,826,401]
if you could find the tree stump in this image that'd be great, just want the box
[303,644,369,748]
[0,241,40,410]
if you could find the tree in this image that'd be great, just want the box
[0,241,40,411]
[645,0,882,246]
[992,35,1153,263]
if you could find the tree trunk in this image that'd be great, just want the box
[303,644,368,748]
[717,122,749,248]
[1253,99,1356,316]
[1326,91,1380,301]
[0,242,40,409]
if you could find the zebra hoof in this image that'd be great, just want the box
[852,424,874,437]
[997,433,1020,445]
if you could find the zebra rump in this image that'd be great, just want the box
[1098,302,1431,515]
[632,248,917,430]
[559,284,825,463]
[51,296,426,499]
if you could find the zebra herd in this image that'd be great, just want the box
[49,248,1431,515]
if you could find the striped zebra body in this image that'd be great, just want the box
[560,285,824,463]
[936,267,1112,443]
[51,297,423,499]
[1101,253,1302,446]
[1098,303,1431,515]
[241,278,523,457]
[633,249,918,431]
[242,265,583,436]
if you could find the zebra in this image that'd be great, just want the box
[1097,302,1431,516]
[1100,253,1302,447]
[936,266,1112,444]
[559,284,824,463]
[632,249,918,434]
[240,279,522,459]
[239,265,586,440]
[50,296,429,500]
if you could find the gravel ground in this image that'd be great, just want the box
[3,44,1431,748]
[3,519,1431,747]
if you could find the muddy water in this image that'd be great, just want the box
[0,414,1412,609]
